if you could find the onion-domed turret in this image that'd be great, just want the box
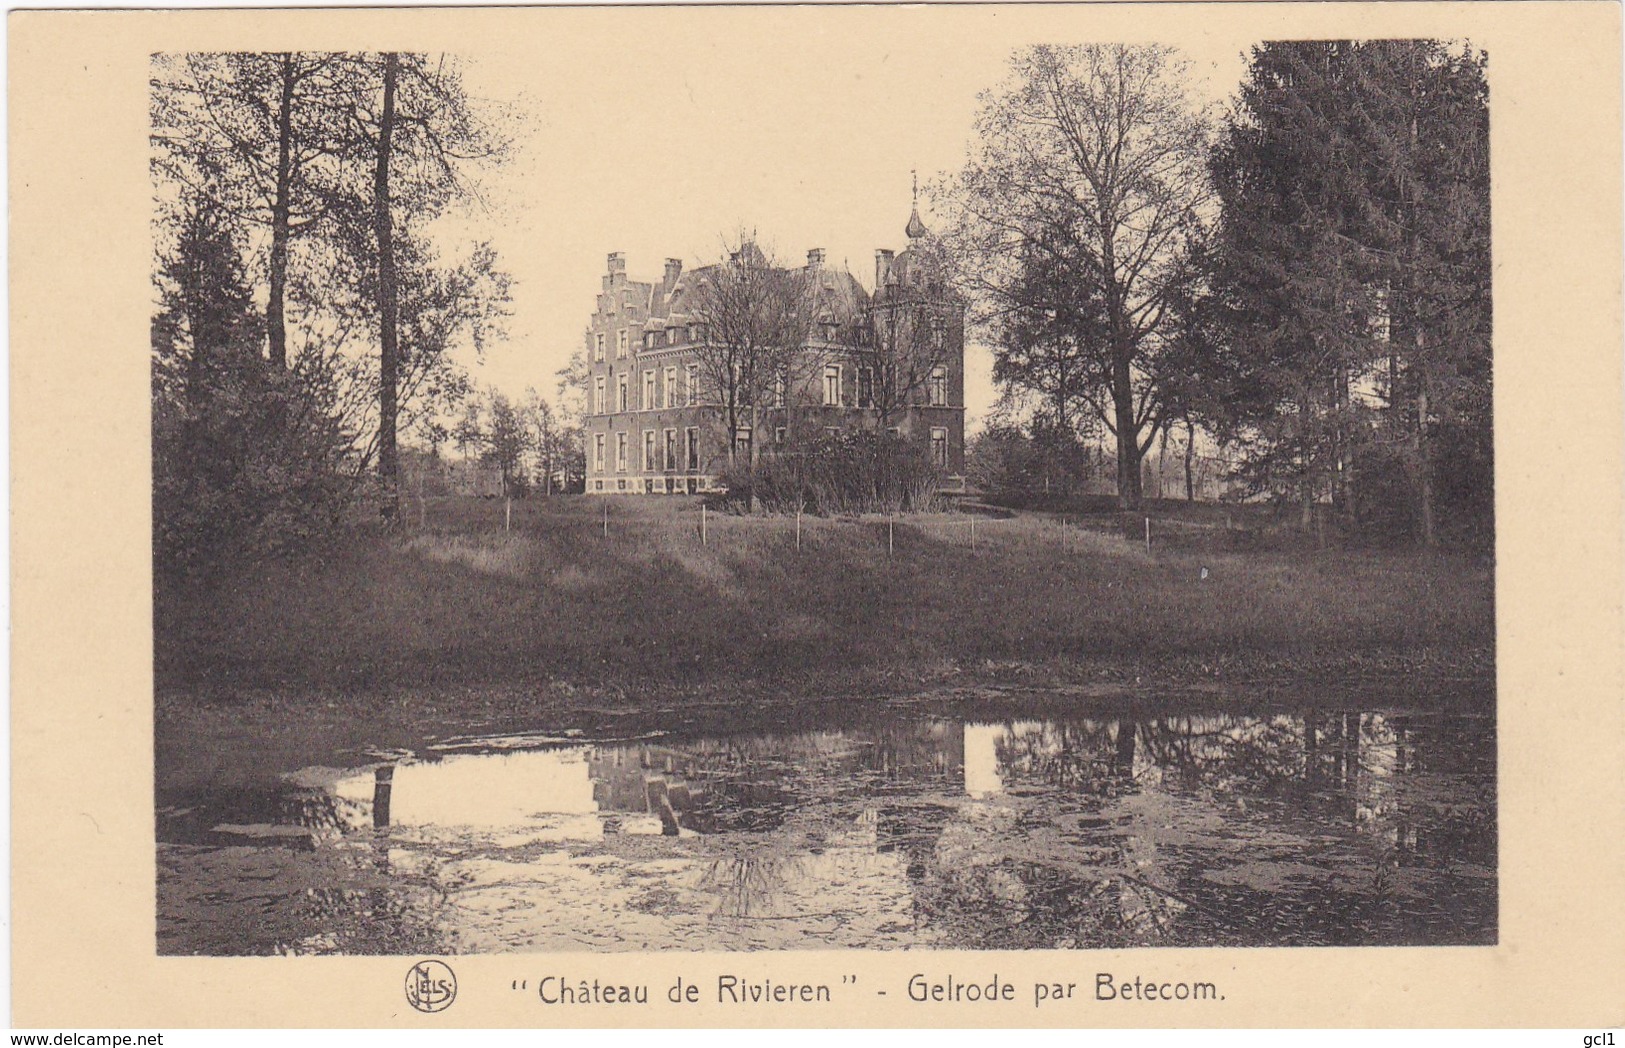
[905,207,928,240]
[905,169,928,239]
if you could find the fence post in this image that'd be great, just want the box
[505,496,512,533]
[1145,516,1151,554]
[970,516,976,551]
[701,502,708,546]
[796,509,802,550]
[888,515,894,556]
[603,499,608,538]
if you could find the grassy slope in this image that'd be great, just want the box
[155,495,1494,697]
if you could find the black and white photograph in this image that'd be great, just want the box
[146,30,1497,959]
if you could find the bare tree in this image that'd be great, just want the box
[150,52,359,368]
[345,52,510,524]
[938,44,1213,510]
[686,237,817,473]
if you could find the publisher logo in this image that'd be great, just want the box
[405,959,457,1013]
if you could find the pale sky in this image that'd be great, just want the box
[433,14,1254,432]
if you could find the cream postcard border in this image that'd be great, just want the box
[10,2,1624,1028]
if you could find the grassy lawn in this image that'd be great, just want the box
[155,494,1495,699]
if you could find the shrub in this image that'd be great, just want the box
[714,430,944,515]
[154,351,357,578]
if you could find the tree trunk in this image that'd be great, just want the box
[1113,722,1136,779]
[1113,391,1142,511]
[1105,219,1142,510]
[747,401,759,513]
[1417,376,1436,547]
[374,53,400,525]
[1183,418,1196,501]
[267,52,294,369]
[1156,426,1169,501]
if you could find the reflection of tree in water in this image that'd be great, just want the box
[589,723,964,834]
[904,711,1495,948]
[991,720,1126,792]
[284,765,455,955]
[158,766,456,956]
[696,852,813,918]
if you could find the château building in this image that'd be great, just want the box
[581,198,965,494]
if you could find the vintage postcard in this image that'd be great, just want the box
[9,1,1624,1030]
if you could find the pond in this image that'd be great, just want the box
[156,697,1496,954]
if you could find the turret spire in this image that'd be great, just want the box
[905,169,928,240]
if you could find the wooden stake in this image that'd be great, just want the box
[1145,516,1151,554]
[970,516,976,551]
[505,496,512,533]
[796,509,802,550]
[603,499,608,538]
[701,502,707,546]
[888,515,894,556]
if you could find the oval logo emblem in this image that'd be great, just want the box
[405,959,457,1013]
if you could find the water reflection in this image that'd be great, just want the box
[156,705,1495,954]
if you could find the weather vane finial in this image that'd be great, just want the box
[911,168,918,205]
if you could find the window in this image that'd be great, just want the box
[931,316,947,349]
[685,427,699,471]
[690,323,706,343]
[664,367,676,409]
[667,327,680,345]
[735,427,752,458]
[930,366,947,407]
[823,364,842,406]
[617,374,628,413]
[595,479,603,492]
[857,366,875,409]
[685,364,699,406]
[617,329,628,359]
[931,427,948,469]
[774,427,787,445]
[616,432,627,472]
[643,371,656,411]
[664,429,677,471]
[772,373,786,408]
[643,429,656,472]
[594,376,606,416]
[594,333,605,362]
[594,433,606,473]
[644,331,655,350]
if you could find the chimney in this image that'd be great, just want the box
[663,257,683,288]
[807,248,826,270]
[875,249,895,288]
[607,251,627,284]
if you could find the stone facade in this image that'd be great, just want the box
[581,206,966,495]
